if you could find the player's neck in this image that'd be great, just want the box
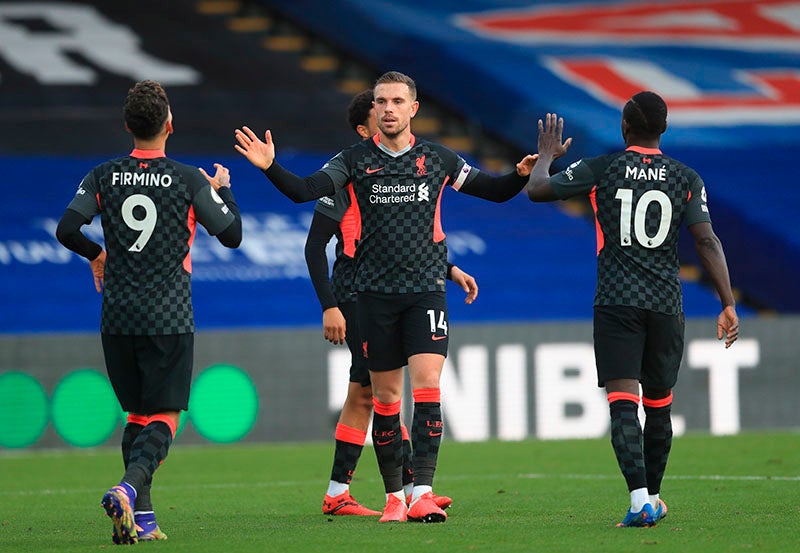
[379,129,412,153]
[625,137,660,149]
[133,137,168,152]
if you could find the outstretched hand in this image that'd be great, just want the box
[198,163,231,190]
[234,126,275,170]
[538,113,573,160]
[515,153,539,177]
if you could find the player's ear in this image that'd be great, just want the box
[356,124,370,139]
[165,108,174,135]
[124,123,131,134]
[410,100,419,118]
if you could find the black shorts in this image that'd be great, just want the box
[357,291,448,372]
[101,333,194,414]
[339,301,371,387]
[593,305,684,389]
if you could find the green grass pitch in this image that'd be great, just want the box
[1,432,797,552]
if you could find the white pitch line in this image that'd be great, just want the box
[1,472,797,497]
[518,473,800,482]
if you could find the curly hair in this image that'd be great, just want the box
[123,80,170,140]
[347,89,374,131]
[623,91,667,139]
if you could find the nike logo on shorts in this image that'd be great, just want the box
[431,335,447,341]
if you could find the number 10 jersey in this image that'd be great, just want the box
[549,146,712,315]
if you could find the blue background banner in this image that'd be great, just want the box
[5,0,795,334]
[3,153,732,334]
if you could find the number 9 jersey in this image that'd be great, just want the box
[66,149,236,334]
[548,146,711,315]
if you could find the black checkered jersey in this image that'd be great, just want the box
[320,135,477,295]
[549,146,712,314]
[66,150,236,334]
[550,146,711,315]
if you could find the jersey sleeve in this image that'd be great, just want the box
[189,171,236,235]
[549,155,607,199]
[65,169,101,220]
[313,186,351,223]
[304,210,339,311]
[432,145,477,191]
[684,170,712,226]
[451,158,479,190]
[317,150,353,191]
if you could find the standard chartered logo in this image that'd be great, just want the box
[369,182,417,204]
[0,364,258,448]
[417,182,429,202]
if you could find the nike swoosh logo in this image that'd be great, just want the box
[375,439,394,446]
[366,166,384,174]
[428,432,443,437]
[431,335,447,341]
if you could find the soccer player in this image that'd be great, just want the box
[526,92,739,527]
[307,90,474,516]
[56,80,243,544]
[235,70,538,523]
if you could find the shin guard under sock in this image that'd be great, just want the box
[608,393,646,492]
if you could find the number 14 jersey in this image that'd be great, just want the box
[549,146,711,315]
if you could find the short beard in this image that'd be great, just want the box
[379,121,408,139]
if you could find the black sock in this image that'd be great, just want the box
[135,476,154,512]
[609,399,647,491]
[410,399,442,488]
[402,436,414,488]
[121,422,143,470]
[643,399,673,495]
[121,421,153,511]
[123,420,173,493]
[372,401,403,494]
[329,424,365,486]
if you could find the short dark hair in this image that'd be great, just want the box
[374,70,417,101]
[623,91,667,139]
[347,89,374,131]
[123,80,170,140]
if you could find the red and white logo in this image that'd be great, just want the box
[456,0,800,125]
[544,58,800,124]
[416,155,428,176]
[455,1,800,50]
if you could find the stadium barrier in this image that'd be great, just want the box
[0,316,794,450]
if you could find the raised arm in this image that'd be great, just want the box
[234,126,275,171]
[527,113,573,202]
[199,162,242,248]
[458,154,537,203]
[234,126,336,203]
